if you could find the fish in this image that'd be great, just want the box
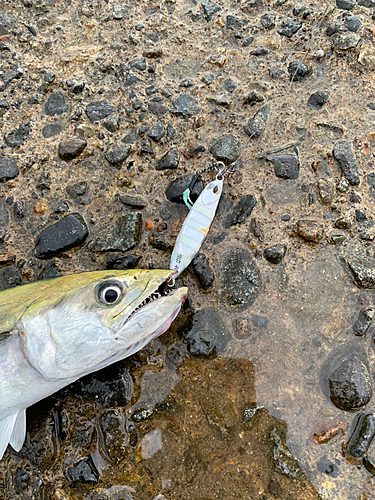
[0,269,187,460]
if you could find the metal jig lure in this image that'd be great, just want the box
[170,160,238,277]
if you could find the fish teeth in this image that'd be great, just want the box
[125,281,176,323]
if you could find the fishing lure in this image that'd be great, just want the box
[170,160,237,277]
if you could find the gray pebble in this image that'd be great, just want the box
[171,94,201,118]
[87,213,142,252]
[336,0,355,9]
[191,253,215,290]
[58,137,87,161]
[277,18,302,38]
[263,244,287,264]
[244,105,270,137]
[333,32,361,51]
[105,145,130,168]
[0,157,19,182]
[155,148,180,170]
[85,100,116,122]
[288,61,312,81]
[223,194,256,228]
[148,122,165,142]
[267,155,299,180]
[201,0,221,21]
[333,141,360,186]
[5,123,31,148]
[44,92,68,116]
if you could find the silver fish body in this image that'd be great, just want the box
[0,269,187,460]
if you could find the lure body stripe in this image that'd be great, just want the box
[170,178,223,277]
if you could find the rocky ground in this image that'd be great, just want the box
[3,0,375,498]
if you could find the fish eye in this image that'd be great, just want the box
[95,281,123,306]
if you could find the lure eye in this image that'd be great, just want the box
[213,185,219,194]
[95,281,123,306]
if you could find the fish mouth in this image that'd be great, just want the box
[124,272,181,325]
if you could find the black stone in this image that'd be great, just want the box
[242,36,254,47]
[201,0,221,21]
[44,72,55,83]
[42,123,62,138]
[191,253,215,289]
[346,413,375,459]
[171,94,201,118]
[140,140,154,155]
[354,308,375,336]
[269,67,285,79]
[67,456,99,484]
[221,248,261,310]
[66,181,90,205]
[87,213,142,252]
[222,78,239,93]
[307,91,328,110]
[244,105,270,137]
[130,57,147,71]
[267,155,300,179]
[264,244,287,264]
[165,174,204,204]
[44,92,68,116]
[105,145,130,167]
[328,355,372,411]
[208,96,231,108]
[13,200,26,219]
[0,157,19,181]
[327,21,340,36]
[148,122,165,142]
[223,194,256,228]
[106,254,141,270]
[288,61,312,81]
[2,69,23,87]
[226,14,249,30]
[336,0,355,9]
[277,18,302,37]
[250,47,269,56]
[35,213,89,259]
[119,195,147,209]
[103,117,119,133]
[0,99,9,117]
[183,307,228,356]
[85,100,116,122]
[333,141,360,186]
[344,16,361,32]
[368,103,375,110]
[5,123,31,148]
[124,72,139,87]
[356,209,367,221]
[155,148,180,170]
[58,137,87,161]
[209,134,241,164]
[260,13,275,29]
[38,260,62,280]
[0,266,23,289]
[145,84,159,95]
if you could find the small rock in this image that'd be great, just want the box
[35,213,89,259]
[263,244,286,264]
[106,253,141,270]
[105,145,130,167]
[336,0,355,9]
[269,67,285,79]
[191,253,215,289]
[85,100,116,122]
[66,181,90,205]
[119,195,147,209]
[142,48,163,58]
[344,16,361,32]
[42,123,62,138]
[5,123,31,148]
[0,157,19,182]
[223,194,256,228]
[288,61,312,81]
[71,82,85,94]
[222,78,239,93]
[328,355,372,411]
[44,91,68,116]
[327,21,340,36]
[141,429,163,460]
[2,69,23,87]
[270,425,308,480]
[208,95,231,108]
[130,57,147,71]
[101,409,130,463]
[346,413,375,460]
[148,122,165,142]
[209,134,241,164]
[344,256,375,288]
[87,213,142,252]
[296,220,324,243]
[244,105,270,137]
[226,14,249,30]
[171,94,201,118]
[307,91,328,110]
[260,13,275,30]
[201,0,221,21]
[317,179,333,205]
[155,148,180,170]
[0,267,23,289]
[267,155,299,180]
[103,117,119,133]
[277,18,302,38]
[44,72,55,83]
[38,260,61,280]
[165,174,203,204]
[183,307,227,356]
[0,99,9,117]
[58,137,87,161]
[250,47,269,56]
[333,32,361,52]
[354,308,375,337]
[221,248,261,310]
[67,456,99,484]
[335,217,351,230]
[201,74,216,85]
[333,141,360,186]
[13,200,26,219]
[244,90,264,105]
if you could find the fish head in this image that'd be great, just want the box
[18,269,187,381]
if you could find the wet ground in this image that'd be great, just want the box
[2,0,375,498]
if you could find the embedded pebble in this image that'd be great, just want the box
[209,134,241,164]
[106,253,141,270]
[171,94,201,118]
[201,1,221,21]
[307,91,328,110]
[85,100,116,122]
[317,179,333,205]
[105,145,130,167]
[155,148,180,170]
[191,253,215,290]
[44,92,68,116]
[296,220,324,243]
[67,456,99,484]
[148,122,165,142]
[66,181,90,205]
[328,355,372,411]
[183,307,228,356]
[267,155,299,180]
[288,61,312,81]
[87,213,142,252]
[119,194,147,209]
[260,13,275,29]
[277,18,302,38]
[270,425,307,480]
[223,194,256,228]
[336,0,355,9]
[5,123,31,148]
[141,429,163,460]
[333,141,360,186]
[263,244,286,264]
[0,157,19,181]
[58,137,87,161]
[333,32,361,52]
[353,308,375,337]
[346,413,375,458]
[244,105,270,138]
[165,174,203,204]
[344,16,361,32]
[244,91,264,105]
[101,409,130,463]
[35,213,89,258]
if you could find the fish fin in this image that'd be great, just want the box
[9,409,26,452]
[0,413,17,460]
